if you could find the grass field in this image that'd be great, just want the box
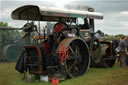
[0,62,128,85]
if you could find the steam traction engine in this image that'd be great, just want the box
[10,5,116,80]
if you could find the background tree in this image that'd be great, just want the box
[0,21,21,44]
[0,21,24,55]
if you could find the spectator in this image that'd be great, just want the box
[113,36,120,62]
[113,36,120,50]
[119,36,128,67]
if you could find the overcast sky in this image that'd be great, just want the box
[0,0,128,35]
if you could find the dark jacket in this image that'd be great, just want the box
[119,40,127,52]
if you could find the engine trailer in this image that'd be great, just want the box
[1,5,116,80]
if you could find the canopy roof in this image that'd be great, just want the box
[11,5,103,21]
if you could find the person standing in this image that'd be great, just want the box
[113,36,120,63]
[113,36,120,50]
[119,36,128,67]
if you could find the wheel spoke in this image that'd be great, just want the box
[69,46,76,55]
[73,45,82,62]
[68,60,78,73]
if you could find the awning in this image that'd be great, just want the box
[11,5,103,21]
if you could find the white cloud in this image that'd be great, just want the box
[53,0,74,8]
[120,21,128,27]
[120,11,128,15]
[95,11,128,35]
[0,0,128,35]
[0,1,1,20]
[1,8,12,19]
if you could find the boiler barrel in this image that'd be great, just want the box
[2,44,21,61]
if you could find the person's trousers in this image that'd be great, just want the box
[120,51,126,67]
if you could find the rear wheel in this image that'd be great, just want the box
[64,40,90,78]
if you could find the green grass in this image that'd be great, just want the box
[0,62,128,85]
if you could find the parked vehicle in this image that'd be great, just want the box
[0,5,116,80]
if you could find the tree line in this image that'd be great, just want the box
[0,21,24,45]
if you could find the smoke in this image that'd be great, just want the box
[65,4,93,11]
[53,0,74,8]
